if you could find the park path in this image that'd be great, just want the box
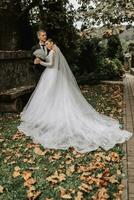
[122,72,134,200]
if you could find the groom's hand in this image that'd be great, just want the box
[34,58,41,65]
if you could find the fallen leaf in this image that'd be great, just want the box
[13,171,21,178]
[79,183,92,192]
[14,166,21,171]
[96,187,109,199]
[27,191,33,199]
[46,171,66,184]
[109,175,118,183]
[51,152,62,160]
[0,185,4,193]
[117,169,121,175]
[34,147,46,156]
[22,171,32,181]
[60,187,66,196]
[118,184,125,191]
[66,165,75,176]
[65,155,74,164]
[12,131,24,140]
[24,178,37,186]
[75,191,83,200]
[27,190,41,200]
[0,139,5,142]
[61,194,72,199]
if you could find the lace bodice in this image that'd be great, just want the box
[40,50,55,68]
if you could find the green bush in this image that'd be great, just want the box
[77,37,101,75]
[96,58,124,80]
[107,35,124,64]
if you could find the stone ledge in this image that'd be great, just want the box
[100,80,123,85]
[0,85,35,102]
[0,50,31,60]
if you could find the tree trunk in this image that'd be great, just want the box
[0,0,33,50]
[0,0,22,50]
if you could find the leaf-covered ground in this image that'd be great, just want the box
[0,83,126,200]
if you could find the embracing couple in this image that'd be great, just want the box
[17,29,132,153]
[31,30,48,82]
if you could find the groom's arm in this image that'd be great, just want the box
[31,46,37,64]
[29,46,39,73]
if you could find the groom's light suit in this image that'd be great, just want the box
[31,43,48,83]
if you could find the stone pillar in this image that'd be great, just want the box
[124,53,131,71]
[0,50,35,92]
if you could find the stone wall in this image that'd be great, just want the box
[0,50,35,92]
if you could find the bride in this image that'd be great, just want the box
[17,38,132,153]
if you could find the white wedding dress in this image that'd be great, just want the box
[17,45,132,153]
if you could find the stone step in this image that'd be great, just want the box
[0,85,35,102]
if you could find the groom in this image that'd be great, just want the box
[31,30,48,83]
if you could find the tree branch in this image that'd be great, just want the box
[17,0,39,19]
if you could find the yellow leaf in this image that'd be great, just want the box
[46,171,66,184]
[46,177,58,184]
[66,165,75,176]
[118,184,124,191]
[13,171,21,178]
[22,170,32,181]
[27,190,41,200]
[52,152,61,160]
[12,131,24,140]
[0,139,5,142]
[105,156,111,161]
[96,187,109,199]
[75,191,83,200]
[14,166,21,171]
[97,173,103,178]
[110,152,119,162]
[0,185,4,193]
[79,183,92,192]
[34,147,46,156]
[28,178,36,185]
[27,191,34,198]
[58,173,66,182]
[33,191,41,200]
[60,187,66,196]
[61,194,72,199]
[28,158,35,164]
[65,155,74,164]
[109,175,118,183]
[26,178,37,185]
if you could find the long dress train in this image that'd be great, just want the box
[17,45,132,153]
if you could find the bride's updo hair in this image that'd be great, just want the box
[45,38,57,51]
[46,38,55,44]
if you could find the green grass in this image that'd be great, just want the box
[0,83,126,200]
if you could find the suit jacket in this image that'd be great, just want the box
[31,44,48,82]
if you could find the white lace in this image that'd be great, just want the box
[17,45,132,153]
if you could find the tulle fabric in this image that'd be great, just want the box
[17,45,132,153]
